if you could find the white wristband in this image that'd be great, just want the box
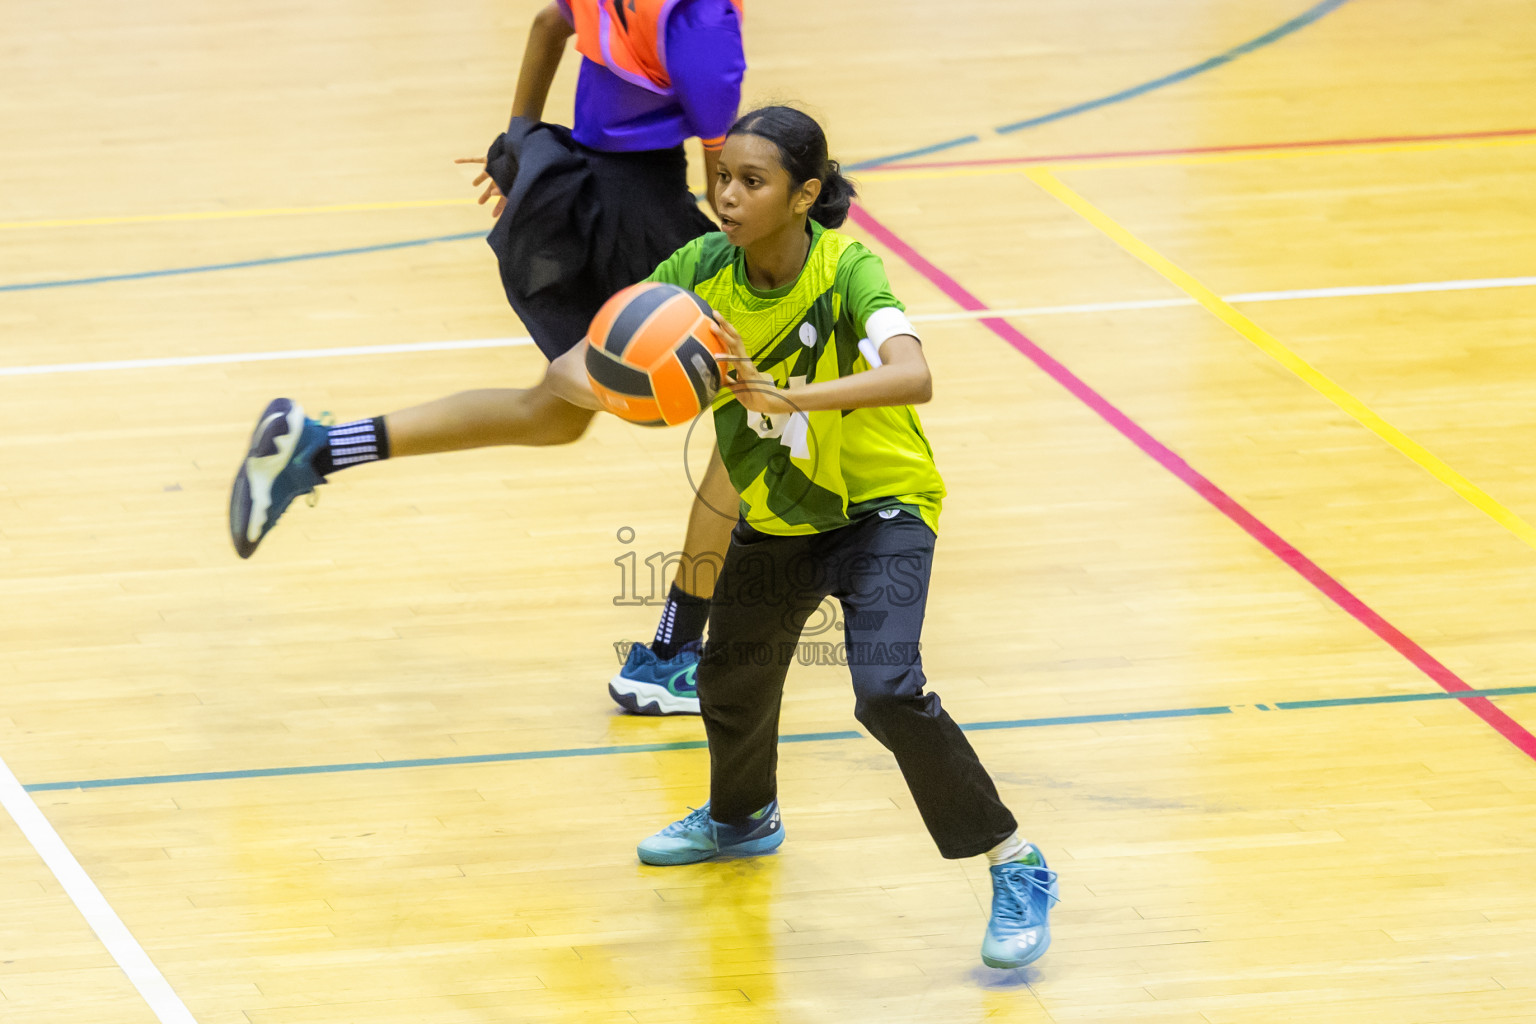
[859,307,918,368]
[865,306,918,349]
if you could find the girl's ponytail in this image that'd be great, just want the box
[809,158,856,228]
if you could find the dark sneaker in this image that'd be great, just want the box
[230,398,328,559]
[608,640,701,716]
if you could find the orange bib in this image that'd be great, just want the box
[569,0,743,95]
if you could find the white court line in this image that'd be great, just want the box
[0,336,536,377]
[910,297,1195,320]
[2,274,1532,378]
[0,754,199,1023]
[1225,275,1536,302]
[910,273,1536,322]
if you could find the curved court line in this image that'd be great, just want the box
[0,231,482,293]
[845,0,1354,169]
[1026,166,1536,553]
[872,126,1536,172]
[992,0,1354,136]
[0,1,1353,292]
[844,134,985,170]
[846,203,1536,764]
[26,686,1536,792]
[867,133,1536,183]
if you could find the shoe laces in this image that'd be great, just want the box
[993,865,1060,929]
[658,805,715,838]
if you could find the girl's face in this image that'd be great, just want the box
[714,133,821,249]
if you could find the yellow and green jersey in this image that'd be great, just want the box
[646,220,945,536]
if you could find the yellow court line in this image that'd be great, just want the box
[860,133,1536,183]
[1023,165,1536,553]
[0,197,476,232]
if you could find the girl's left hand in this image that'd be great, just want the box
[714,314,787,414]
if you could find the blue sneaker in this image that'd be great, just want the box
[981,846,1059,969]
[230,398,328,559]
[637,800,784,865]
[608,640,701,716]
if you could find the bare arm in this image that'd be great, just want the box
[717,319,933,413]
[511,1,576,121]
[702,145,721,219]
[458,3,575,217]
[770,335,933,410]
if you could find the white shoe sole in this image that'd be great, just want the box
[243,402,307,545]
[607,674,701,715]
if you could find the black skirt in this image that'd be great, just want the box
[484,118,717,360]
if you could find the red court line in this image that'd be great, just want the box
[846,203,1536,763]
[868,126,1536,171]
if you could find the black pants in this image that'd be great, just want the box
[699,512,1018,860]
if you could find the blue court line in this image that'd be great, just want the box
[21,731,859,792]
[26,685,1535,793]
[844,135,983,172]
[960,705,1233,731]
[1275,685,1536,710]
[24,742,708,792]
[994,0,1354,134]
[0,231,482,293]
[0,0,1352,294]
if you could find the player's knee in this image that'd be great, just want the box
[529,403,596,445]
[852,691,894,730]
[852,650,939,723]
[538,416,592,445]
[852,676,926,729]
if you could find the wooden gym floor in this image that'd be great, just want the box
[3,0,1535,1021]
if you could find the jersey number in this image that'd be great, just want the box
[748,376,807,443]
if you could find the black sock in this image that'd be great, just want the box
[651,582,710,659]
[313,417,390,477]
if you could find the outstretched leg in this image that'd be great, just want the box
[385,383,595,454]
[229,365,595,558]
[388,347,598,453]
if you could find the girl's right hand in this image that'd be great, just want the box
[715,314,788,415]
[455,157,506,218]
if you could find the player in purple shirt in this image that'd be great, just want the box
[562,0,744,155]
[228,1,746,716]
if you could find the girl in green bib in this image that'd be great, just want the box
[551,105,1057,970]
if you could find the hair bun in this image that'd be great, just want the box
[811,159,856,229]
